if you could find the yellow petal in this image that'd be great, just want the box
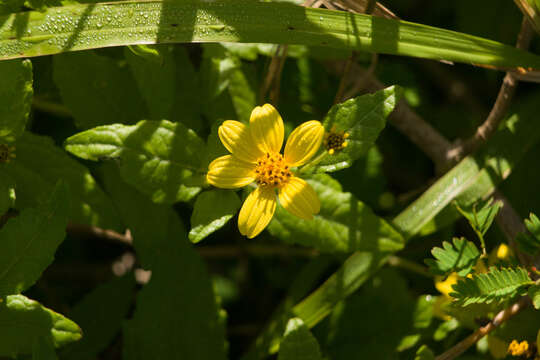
[249,104,284,154]
[278,177,320,220]
[238,186,277,238]
[218,120,263,163]
[284,120,324,167]
[207,155,255,189]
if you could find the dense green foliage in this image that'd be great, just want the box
[1,0,540,359]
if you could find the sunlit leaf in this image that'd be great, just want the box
[425,237,481,277]
[269,174,404,253]
[189,189,241,243]
[65,120,206,204]
[317,86,400,172]
[0,295,81,356]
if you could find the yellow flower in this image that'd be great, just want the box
[207,104,324,238]
[507,340,529,357]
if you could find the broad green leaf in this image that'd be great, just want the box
[123,226,226,360]
[124,45,176,120]
[450,267,533,306]
[189,189,241,243]
[0,58,32,143]
[277,318,322,360]
[2,132,122,230]
[200,45,238,102]
[268,174,404,253]
[65,120,206,204]
[3,1,540,72]
[53,51,146,129]
[0,172,15,214]
[322,270,415,359]
[0,182,68,297]
[433,318,459,341]
[0,295,81,356]
[100,163,183,269]
[415,345,435,360]
[454,197,502,237]
[425,237,481,277]
[61,275,136,360]
[528,284,540,310]
[317,86,400,172]
[32,337,58,360]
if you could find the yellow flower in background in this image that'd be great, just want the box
[507,340,529,357]
[435,272,459,298]
[207,104,325,238]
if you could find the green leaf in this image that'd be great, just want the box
[99,163,183,269]
[65,120,206,204]
[189,189,241,243]
[415,345,435,360]
[53,51,146,129]
[525,212,540,240]
[317,86,400,172]
[32,337,58,360]
[228,61,257,124]
[0,172,16,215]
[61,275,136,360]
[3,1,540,71]
[123,227,226,360]
[0,181,69,297]
[3,132,122,230]
[268,174,404,253]
[0,295,81,356]
[528,284,540,310]
[454,197,502,237]
[277,318,322,360]
[322,269,415,359]
[424,237,481,277]
[0,58,32,143]
[124,45,176,120]
[515,213,540,255]
[450,267,533,306]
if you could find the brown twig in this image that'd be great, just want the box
[435,296,531,360]
[445,18,534,164]
[67,223,133,245]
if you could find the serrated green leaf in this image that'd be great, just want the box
[0,58,32,143]
[450,267,533,306]
[514,213,540,255]
[124,45,176,120]
[53,51,146,129]
[0,172,15,215]
[277,318,322,360]
[2,132,122,230]
[454,197,502,237]
[61,275,135,360]
[123,226,226,360]
[317,86,400,172]
[528,284,540,310]
[3,1,540,73]
[0,181,69,297]
[0,295,81,356]
[65,120,206,204]
[425,237,481,277]
[189,189,241,243]
[415,345,435,360]
[268,174,404,253]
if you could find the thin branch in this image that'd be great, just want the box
[435,296,531,360]
[446,18,534,164]
[67,223,133,245]
[387,255,432,278]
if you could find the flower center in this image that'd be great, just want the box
[254,152,292,188]
[324,128,349,155]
